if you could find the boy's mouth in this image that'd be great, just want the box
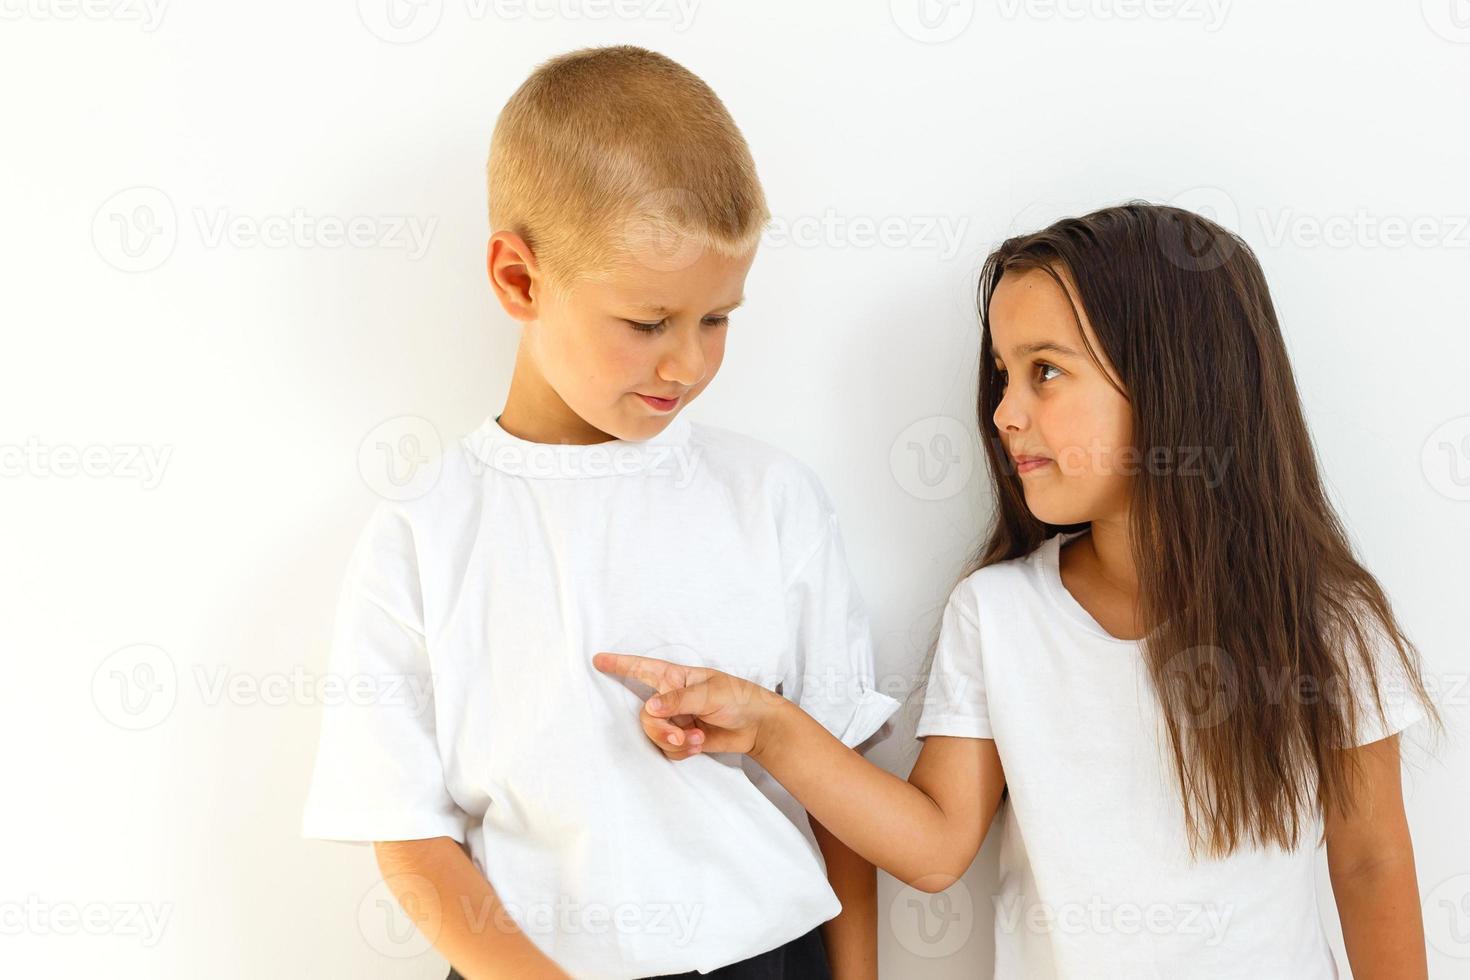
[636,392,681,413]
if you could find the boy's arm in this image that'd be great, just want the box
[810,815,879,980]
[373,837,569,980]
[1324,735,1428,979]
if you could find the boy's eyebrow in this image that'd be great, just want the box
[627,297,745,317]
[995,340,1082,360]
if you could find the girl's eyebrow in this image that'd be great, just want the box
[996,340,1082,360]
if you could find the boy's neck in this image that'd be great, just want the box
[498,346,615,446]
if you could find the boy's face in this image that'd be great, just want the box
[490,237,755,444]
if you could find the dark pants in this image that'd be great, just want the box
[446,926,830,980]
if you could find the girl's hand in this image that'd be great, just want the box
[591,652,790,760]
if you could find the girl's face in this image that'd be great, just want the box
[988,266,1135,528]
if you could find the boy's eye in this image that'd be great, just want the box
[626,315,731,333]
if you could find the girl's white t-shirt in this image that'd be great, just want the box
[916,529,1427,980]
[301,412,900,979]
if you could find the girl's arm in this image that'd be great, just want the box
[1324,734,1428,979]
[373,837,570,980]
[755,695,1006,891]
[592,653,1007,891]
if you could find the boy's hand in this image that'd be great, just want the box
[591,652,789,760]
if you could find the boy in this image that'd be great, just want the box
[301,46,899,979]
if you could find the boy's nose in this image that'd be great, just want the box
[658,333,707,387]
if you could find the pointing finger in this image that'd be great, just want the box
[592,652,712,693]
[647,681,719,719]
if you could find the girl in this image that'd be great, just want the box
[595,203,1441,978]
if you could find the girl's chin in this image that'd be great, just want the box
[1021,492,1084,528]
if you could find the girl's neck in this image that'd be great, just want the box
[1059,520,1147,642]
[1081,518,1139,596]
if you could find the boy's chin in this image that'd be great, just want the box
[583,402,681,443]
[616,409,681,442]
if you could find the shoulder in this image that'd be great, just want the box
[687,421,837,516]
[946,545,1049,624]
[688,423,848,581]
[686,421,823,482]
[348,422,493,560]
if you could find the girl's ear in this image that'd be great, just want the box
[486,230,542,323]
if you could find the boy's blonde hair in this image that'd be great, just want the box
[487,46,769,287]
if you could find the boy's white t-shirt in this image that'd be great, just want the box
[301,411,900,980]
[916,529,1428,980]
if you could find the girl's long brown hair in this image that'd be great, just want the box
[958,202,1438,858]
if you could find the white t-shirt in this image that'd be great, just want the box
[301,411,900,979]
[916,529,1427,980]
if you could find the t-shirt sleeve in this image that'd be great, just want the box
[914,579,993,740]
[782,510,901,751]
[1340,615,1430,748]
[300,501,468,844]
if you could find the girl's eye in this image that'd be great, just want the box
[994,362,1060,387]
[703,315,730,327]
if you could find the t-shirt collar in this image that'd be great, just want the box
[464,411,696,480]
[1039,529,1139,647]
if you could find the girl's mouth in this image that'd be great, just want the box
[1014,455,1052,474]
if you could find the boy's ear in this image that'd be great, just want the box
[487,231,541,323]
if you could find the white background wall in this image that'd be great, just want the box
[2,1,1466,976]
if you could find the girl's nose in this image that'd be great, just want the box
[993,386,1026,433]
